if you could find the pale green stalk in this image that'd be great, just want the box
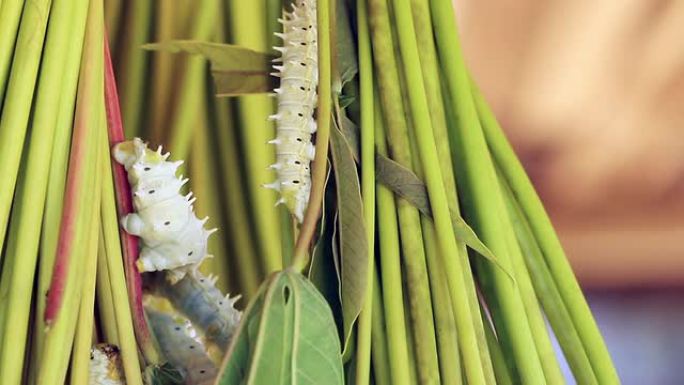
[168,0,218,160]
[101,139,144,385]
[375,104,411,385]
[499,170,599,385]
[0,0,54,259]
[387,0,489,382]
[407,1,495,381]
[96,235,120,344]
[70,127,103,385]
[367,1,439,382]
[355,0,375,382]
[117,0,152,138]
[0,1,72,382]
[370,273,392,385]
[473,84,620,384]
[481,307,514,385]
[0,0,24,102]
[192,108,232,290]
[429,0,546,382]
[31,0,90,376]
[229,1,282,273]
[214,98,262,296]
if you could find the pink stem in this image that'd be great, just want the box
[103,36,155,356]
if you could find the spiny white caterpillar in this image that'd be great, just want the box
[265,0,318,222]
[146,307,217,385]
[113,138,216,279]
[89,344,125,385]
[156,271,242,351]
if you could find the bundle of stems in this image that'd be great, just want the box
[348,0,620,383]
[0,0,619,383]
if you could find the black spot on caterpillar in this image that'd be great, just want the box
[113,138,217,280]
[265,0,318,222]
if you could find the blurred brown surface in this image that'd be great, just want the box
[457,0,684,288]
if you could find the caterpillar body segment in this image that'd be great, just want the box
[268,0,318,222]
[156,271,242,351]
[146,307,217,385]
[113,138,215,278]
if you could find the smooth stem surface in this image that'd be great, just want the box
[390,0,488,383]
[0,0,23,104]
[0,0,53,258]
[355,0,375,382]
[375,100,411,385]
[500,170,598,385]
[367,1,440,381]
[430,0,546,382]
[370,272,392,385]
[101,123,144,385]
[474,85,619,384]
[70,129,103,385]
[32,0,89,373]
[292,0,333,271]
[230,1,283,273]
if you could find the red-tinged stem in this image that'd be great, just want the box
[103,36,156,361]
[43,125,87,324]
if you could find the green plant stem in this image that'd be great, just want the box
[292,0,333,271]
[230,1,283,274]
[70,130,103,385]
[375,102,411,385]
[214,98,262,296]
[354,0,375,382]
[0,0,53,259]
[430,0,546,382]
[168,0,217,160]
[0,0,24,103]
[499,169,598,385]
[370,273,392,385]
[117,0,152,138]
[30,0,89,376]
[96,234,120,344]
[473,84,620,384]
[367,1,440,382]
[389,0,491,383]
[481,307,514,385]
[101,135,145,385]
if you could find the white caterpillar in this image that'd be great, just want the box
[89,344,125,385]
[113,138,216,279]
[265,0,318,222]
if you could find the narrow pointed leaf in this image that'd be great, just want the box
[143,40,277,96]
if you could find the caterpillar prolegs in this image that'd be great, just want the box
[266,0,318,222]
[113,138,216,278]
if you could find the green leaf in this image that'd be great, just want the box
[217,271,344,385]
[375,154,513,279]
[142,40,276,96]
[329,124,369,355]
[375,154,432,216]
[338,112,360,162]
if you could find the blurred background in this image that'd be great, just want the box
[457,0,684,382]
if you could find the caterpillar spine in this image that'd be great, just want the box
[266,0,318,222]
[113,138,216,279]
